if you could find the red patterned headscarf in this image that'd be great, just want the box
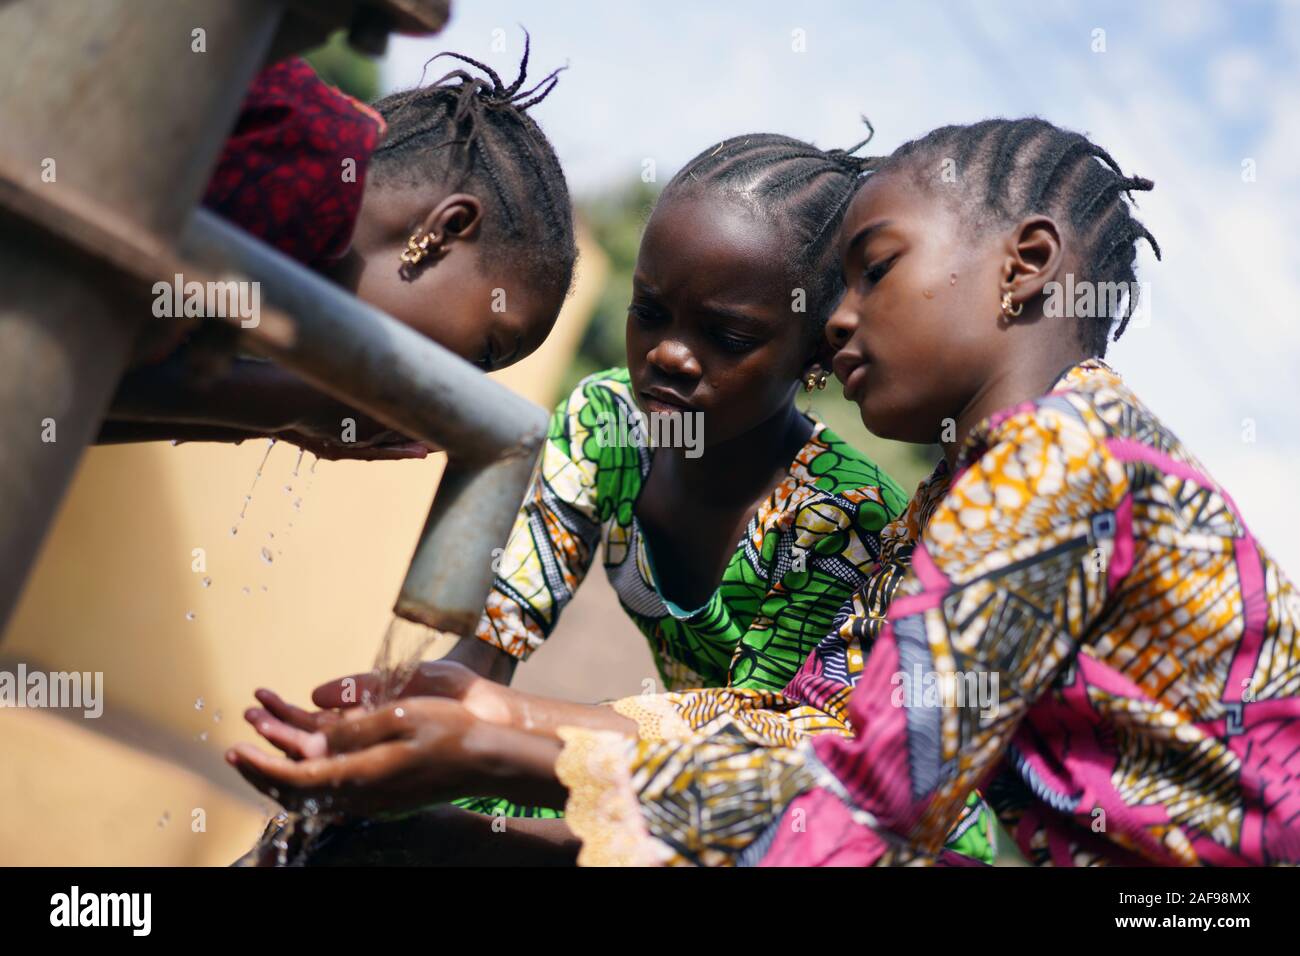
[202,58,386,269]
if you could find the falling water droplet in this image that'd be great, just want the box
[196,730,209,742]
[261,585,268,593]
[292,498,302,511]
[310,458,319,474]
[949,272,958,285]
[213,710,223,724]
[201,576,212,588]
[185,611,196,622]
[169,439,179,446]
[267,531,275,540]
[259,547,274,565]
[293,448,305,477]
[241,586,251,596]
[394,707,405,718]
[194,697,204,711]
[922,289,935,299]
[231,440,277,535]
[283,484,292,494]
[158,812,170,829]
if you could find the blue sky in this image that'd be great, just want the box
[382,1,1300,571]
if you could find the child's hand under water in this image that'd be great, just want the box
[230,661,635,815]
[274,660,633,743]
[227,695,568,817]
[227,697,486,816]
[238,661,513,761]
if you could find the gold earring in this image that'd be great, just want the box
[400,230,433,267]
[1001,290,1023,317]
[816,370,829,390]
[804,370,818,392]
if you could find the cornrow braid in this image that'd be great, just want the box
[660,122,878,341]
[369,30,576,298]
[879,117,1160,355]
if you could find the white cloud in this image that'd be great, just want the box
[1207,48,1270,116]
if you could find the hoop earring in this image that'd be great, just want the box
[1001,290,1023,318]
[816,370,829,390]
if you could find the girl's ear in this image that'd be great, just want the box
[417,193,484,254]
[1001,214,1064,310]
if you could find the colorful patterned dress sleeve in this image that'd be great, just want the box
[472,372,636,659]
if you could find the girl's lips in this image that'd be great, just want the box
[639,389,696,414]
[642,397,691,416]
[843,362,870,404]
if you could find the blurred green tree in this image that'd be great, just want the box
[303,31,380,102]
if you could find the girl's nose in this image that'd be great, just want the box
[825,300,858,348]
[646,338,702,379]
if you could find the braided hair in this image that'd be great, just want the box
[369,32,576,298]
[876,118,1160,356]
[659,125,877,341]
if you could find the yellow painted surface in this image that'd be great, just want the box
[0,227,608,866]
[0,708,264,867]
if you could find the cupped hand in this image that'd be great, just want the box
[228,697,482,817]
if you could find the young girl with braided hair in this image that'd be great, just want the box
[103,35,576,458]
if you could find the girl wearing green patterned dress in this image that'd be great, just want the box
[451,133,905,701]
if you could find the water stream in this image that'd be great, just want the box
[248,615,447,866]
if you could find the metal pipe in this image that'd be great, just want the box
[394,455,542,634]
[180,208,549,633]
[0,0,284,635]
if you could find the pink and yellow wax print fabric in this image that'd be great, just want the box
[558,359,1300,866]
